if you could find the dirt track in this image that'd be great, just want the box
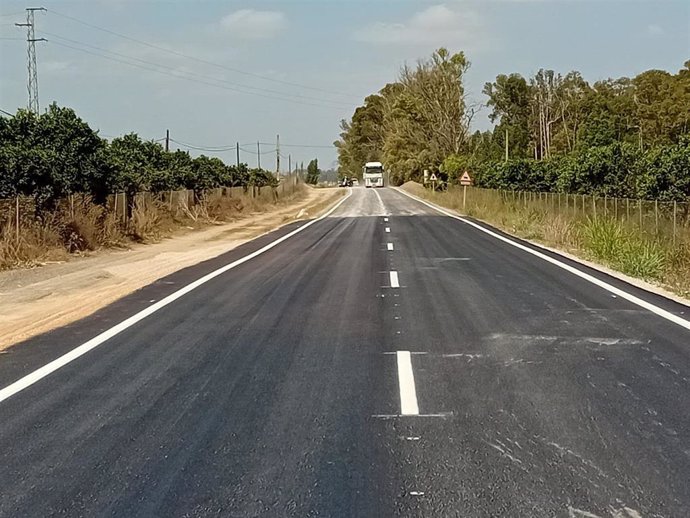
[0,187,344,350]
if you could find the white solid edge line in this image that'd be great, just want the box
[396,351,419,415]
[390,271,400,288]
[394,187,690,333]
[387,243,394,251]
[0,188,354,404]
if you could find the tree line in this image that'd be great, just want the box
[0,104,279,208]
[335,50,690,201]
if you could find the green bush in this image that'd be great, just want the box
[0,104,277,205]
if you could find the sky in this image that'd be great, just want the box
[0,0,688,170]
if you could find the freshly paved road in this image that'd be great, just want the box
[1,187,689,517]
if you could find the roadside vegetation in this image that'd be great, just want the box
[0,104,306,270]
[337,48,689,295]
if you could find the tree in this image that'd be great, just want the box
[306,158,320,185]
[483,73,532,159]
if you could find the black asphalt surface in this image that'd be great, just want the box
[1,187,689,517]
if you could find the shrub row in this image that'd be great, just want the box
[442,139,690,201]
[0,104,277,208]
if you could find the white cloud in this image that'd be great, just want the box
[220,9,287,40]
[352,4,484,48]
[646,24,664,36]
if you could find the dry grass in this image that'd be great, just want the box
[0,183,309,271]
[404,182,690,297]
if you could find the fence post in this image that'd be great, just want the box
[593,195,597,220]
[655,200,659,235]
[626,198,629,221]
[15,196,20,244]
[673,200,677,246]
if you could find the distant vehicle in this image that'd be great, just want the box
[363,162,384,188]
[339,177,353,187]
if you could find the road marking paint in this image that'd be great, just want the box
[409,491,425,496]
[384,217,389,222]
[372,413,451,419]
[394,187,690,333]
[396,350,419,415]
[387,243,394,251]
[385,227,390,233]
[0,190,355,405]
[389,271,400,288]
[373,188,388,215]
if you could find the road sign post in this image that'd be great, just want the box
[429,172,438,191]
[459,171,473,211]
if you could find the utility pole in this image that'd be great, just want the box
[288,154,291,175]
[236,142,240,168]
[257,141,261,169]
[16,7,46,114]
[276,134,280,175]
[165,129,170,152]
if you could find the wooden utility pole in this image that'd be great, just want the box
[165,129,170,152]
[236,142,240,167]
[257,141,261,169]
[276,134,280,174]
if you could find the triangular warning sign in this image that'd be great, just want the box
[429,173,438,181]
[460,171,473,185]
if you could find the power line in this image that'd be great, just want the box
[48,39,348,110]
[168,138,236,152]
[41,31,352,109]
[259,142,334,149]
[48,9,359,102]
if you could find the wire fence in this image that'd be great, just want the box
[0,174,302,243]
[454,186,690,246]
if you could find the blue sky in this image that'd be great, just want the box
[1,0,688,169]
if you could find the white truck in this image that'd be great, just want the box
[362,161,384,188]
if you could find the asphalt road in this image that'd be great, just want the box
[1,187,689,517]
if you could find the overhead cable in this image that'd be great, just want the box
[48,9,359,102]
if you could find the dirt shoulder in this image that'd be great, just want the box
[0,187,344,350]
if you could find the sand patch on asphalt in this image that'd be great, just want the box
[0,187,345,350]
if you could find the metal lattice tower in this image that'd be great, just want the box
[16,8,46,114]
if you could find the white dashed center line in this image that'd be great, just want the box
[389,271,400,288]
[396,351,419,415]
[385,227,391,233]
[387,243,394,251]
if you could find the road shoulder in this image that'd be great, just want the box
[0,187,345,350]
